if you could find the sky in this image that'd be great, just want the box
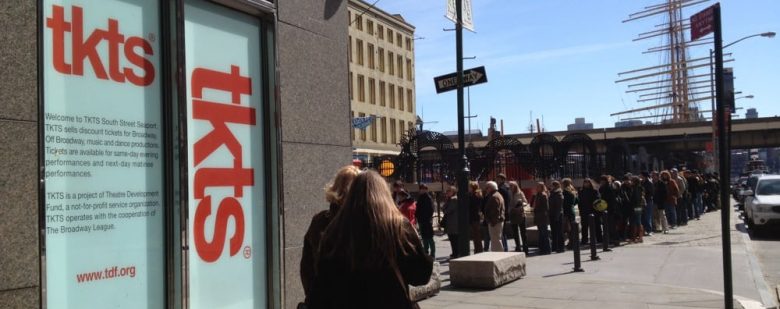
[375,0,780,134]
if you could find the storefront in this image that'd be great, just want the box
[1,0,350,308]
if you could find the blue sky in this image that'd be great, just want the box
[375,0,780,134]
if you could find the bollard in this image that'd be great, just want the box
[572,218,583,271]
[602,210,612,252]
[588,214,599,260]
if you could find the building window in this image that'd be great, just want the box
[381,117,387,143]
[409,122,414,133]
[357,74,365,102]
[397,55,403,79]
[406,37,412,51]
[349,72,353,100]
[398,87,404,111]
[351,111,355,141]
[378,48,385,72]
[355,15,363,31]
[390,118,396,144]
[406,58,412,81]
[368,78,376,105]
[367,44,374,69]
[378,25,384,39]
[388,29,393,43]
[388,52,394,75]
[388,84,395,109]
[359,112,366,141]
[396,33,402,48]
[367,20,374,35]
[370,114,377,142]
[407,89,413,112]
[399,121,405,138]
[348,36,352,63]
[379,81,386,106]
[356,39,364,66]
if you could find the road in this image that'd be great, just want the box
[738,199,780,307]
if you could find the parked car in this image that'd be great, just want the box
[744,175,780,235]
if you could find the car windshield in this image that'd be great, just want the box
[756,179,780,195]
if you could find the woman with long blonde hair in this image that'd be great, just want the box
[310,171,433,308]
[300,165,360,304]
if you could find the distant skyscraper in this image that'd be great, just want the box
[615,120,644,128]
[567,117,594,131]
[746,108,758,119]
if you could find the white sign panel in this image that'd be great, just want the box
[184,0,267,308]
[446,0,475,32]
[42,0,164,308]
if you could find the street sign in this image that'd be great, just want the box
[433,66,488,94]
[446,0,474,32]
[690,4,717,41]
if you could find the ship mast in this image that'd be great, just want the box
[612,0,726,124]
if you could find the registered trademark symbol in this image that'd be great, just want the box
[147,33,156,42]
[243,246,252,259]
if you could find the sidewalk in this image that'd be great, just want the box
[419,205,769,309]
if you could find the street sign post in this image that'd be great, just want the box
[692,3,733,308]
[433,66,487,94]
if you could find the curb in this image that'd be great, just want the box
[737,210,778,309]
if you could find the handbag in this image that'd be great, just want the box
[509,204,525,224]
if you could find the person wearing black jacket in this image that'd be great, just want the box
[578,178,600,244]
[496,174,513,252]
[652,171,669,233]
[641,172,655,236]
[549,181,565,253]
[415,184,435,257]
[599,175,621,246]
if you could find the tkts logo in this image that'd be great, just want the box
[190,66,255,263]
[46,5,155,86]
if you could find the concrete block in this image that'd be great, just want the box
[409,262,440,301]
[449,252,526,289]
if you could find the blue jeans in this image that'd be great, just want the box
[643,200,654,232]
[694,193,703,217]
[538,224,551,254]
[666,202,678,226]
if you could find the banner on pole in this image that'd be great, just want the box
[352,116,375,130]
[446,0,474,32]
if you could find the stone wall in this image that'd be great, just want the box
[276,0,352,308]
[0,0,40,307]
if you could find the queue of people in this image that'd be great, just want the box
[298,165,721,308]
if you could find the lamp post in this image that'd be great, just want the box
[709,32,774,170]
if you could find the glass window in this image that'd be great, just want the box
[388,52,394,75]
[406,58,412,81]
[388,84,395,108]
[356,39,363,66]
[367,44,374,69]
[757,179,780,195]
[357,74,365,102]
[407,89,413,112]
[399,121,405,138]
[355,15,362,30]
[368,78,376,105]
[379,81,386,106]
[390,118,396,144]
[396,33,402,47]
[349,72,353,100]
[183,1,268,307]
[348,35,352,63]
[378,25,384,39]
[43,1,165,307]
[388,29,393,43]
[381,117,387,143]
[359,112,366,141]
[406,37,412,51]
[397,55,403,79]
[398,87,404,111]
[367,20,374,35]
[378,48,385,72]
[370,114,377,142]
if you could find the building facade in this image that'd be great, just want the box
[0,0,350,308]
[567,117,594,131]
[348,0,416,163]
